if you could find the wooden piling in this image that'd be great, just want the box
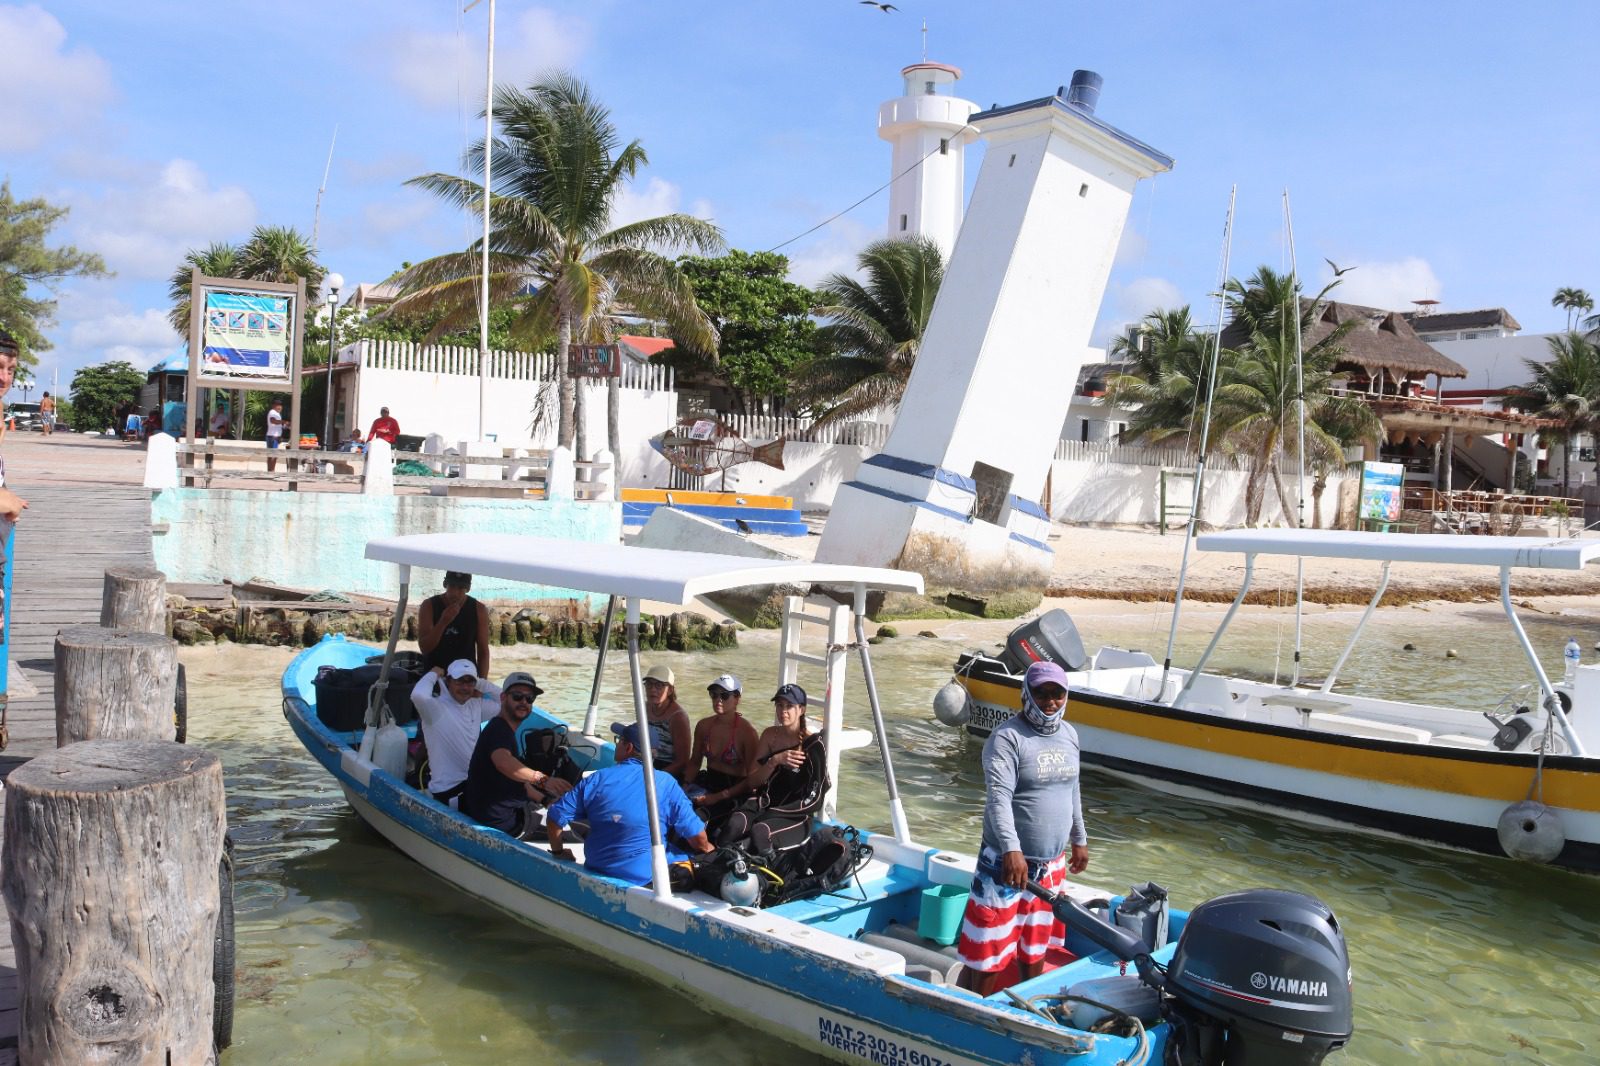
[1,741,226,1065]
[54,626,178,745]
[99,566,168,634]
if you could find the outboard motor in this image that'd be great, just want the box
[1001,609,1089,673]
[1026,883,1352,1066]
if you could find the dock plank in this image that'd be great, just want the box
[0,481,154,1047]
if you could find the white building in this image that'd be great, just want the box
[877,62,978,258]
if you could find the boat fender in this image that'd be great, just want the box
[372,721,408,780]
[1497,800,1565,863]
[933,680,972,727]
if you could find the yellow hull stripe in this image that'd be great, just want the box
[959,677,1600,812]
[620,488,793,509]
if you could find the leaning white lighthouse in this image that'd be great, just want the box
[878,62,978,257]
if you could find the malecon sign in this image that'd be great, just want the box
[200,287,295,378]
[569,343,622,378]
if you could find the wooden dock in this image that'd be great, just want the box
[0,480,155,1058]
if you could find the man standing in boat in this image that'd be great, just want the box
[545,721,714,883]
[410,659,502,808]
[957,661,1089,996]
[418,571,491,678]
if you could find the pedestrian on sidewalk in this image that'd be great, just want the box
[39,392,55,436]
[266,399,285,472]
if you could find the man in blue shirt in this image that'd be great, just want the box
[546,722,713,884]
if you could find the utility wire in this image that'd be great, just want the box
[765,123,975,254]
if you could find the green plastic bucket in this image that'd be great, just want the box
[918,884,969,946]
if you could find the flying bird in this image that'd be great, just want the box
[860,1,898,10]
[1324,258,1357,277]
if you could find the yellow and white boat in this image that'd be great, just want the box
[943,530,1600,871]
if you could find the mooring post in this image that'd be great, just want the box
[54,625,178,745]
[1,740,226,1065]
[100,566,169,634]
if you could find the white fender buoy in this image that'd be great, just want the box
[932,680,973,727]
[1497,800,1565,863]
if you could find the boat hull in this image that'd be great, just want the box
[282,637,1143,1065]
[956,660,1600,871]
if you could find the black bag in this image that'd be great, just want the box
[313,663,422,731]
[520,727,583,787]
[765,825,873,906]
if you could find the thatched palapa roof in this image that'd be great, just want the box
[1223,299,1469,380]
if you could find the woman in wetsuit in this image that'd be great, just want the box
[715,683,826,861]
[418,571,490,677]
[688,673,761,822]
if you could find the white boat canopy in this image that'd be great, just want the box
[1197,529,1600,571]
[365,533,925,603]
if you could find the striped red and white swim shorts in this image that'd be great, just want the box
[956,846,1067,974]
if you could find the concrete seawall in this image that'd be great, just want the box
[151,489,622,608]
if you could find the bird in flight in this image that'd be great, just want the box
[1324,257,1356,277]
[861,1,898,10]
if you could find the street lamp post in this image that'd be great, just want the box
[322,273,344,460]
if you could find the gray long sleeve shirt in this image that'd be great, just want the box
[980,714,1087,862]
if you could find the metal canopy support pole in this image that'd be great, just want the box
[625,598,672,898]
[362,564,411,760]
[1176,554,1255,705]
[581,594,618,736]
[820,601,850,824]
[854,586,909,843]
[1318,562,1390,694]
[1500,566,1586,756]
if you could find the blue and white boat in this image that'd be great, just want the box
[282,534,1353,1065]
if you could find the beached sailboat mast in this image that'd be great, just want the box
[1285,190,1309,684]
[1162,186,1237,689]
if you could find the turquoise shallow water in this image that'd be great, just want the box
[189,602,1600,1065]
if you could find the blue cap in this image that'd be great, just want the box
[771,683,807,707]
[610,721,644,749]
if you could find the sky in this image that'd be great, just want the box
[6,0,1598,399]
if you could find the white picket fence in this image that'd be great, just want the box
[354,339,675,391]
[718,414,890,448]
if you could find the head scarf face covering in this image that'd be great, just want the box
[1019,661,1071,734]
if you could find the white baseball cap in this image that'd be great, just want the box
[707,674,742,694]
[644,665,676,687]
[446,659,479,680]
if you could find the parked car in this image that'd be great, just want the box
[7,402,42,431]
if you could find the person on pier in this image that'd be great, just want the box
[462,670,573,836]
[956,660,1089,997]
[546,721,713,883]
[366,406,401,444]
[265,399,285,471]
[642,665,693,781]
[687,673,759,822]
[418,570,490,678]
[410,659,501,808]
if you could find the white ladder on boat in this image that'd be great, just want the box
[776,594,870,823]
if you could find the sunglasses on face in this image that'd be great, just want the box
[1030,686,1068,702]
[644,680,667,689]
[506,691,535,704]
[709,689,735,700]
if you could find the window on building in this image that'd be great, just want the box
[1079,420,1090,442]
[924,81,936,95]
[899,214,907,232]
[939,138,948,155]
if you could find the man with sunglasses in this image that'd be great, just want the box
[463,671,572,835]
[957,660,1090,996]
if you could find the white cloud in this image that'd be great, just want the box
[69,159,256,279]
[362,193,441,239]
[68,306,178,350]
[785,218,875,287]
[101,343,171,372]
[1093,275,1184,346]
[0,4,115,152]
[387,7,590,110]
[1315,256,1441,312]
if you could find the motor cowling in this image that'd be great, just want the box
[1163,889,1352,1066]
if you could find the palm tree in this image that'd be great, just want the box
[1552,287,1594,332]
[1099,306,1220,451]
[1512,332,1600,494]
[166,241,242,335]
[392,74,723,454]
[805,235,944,425]
[239,224,326,290]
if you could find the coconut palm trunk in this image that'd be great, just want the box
[557,313,575,450]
